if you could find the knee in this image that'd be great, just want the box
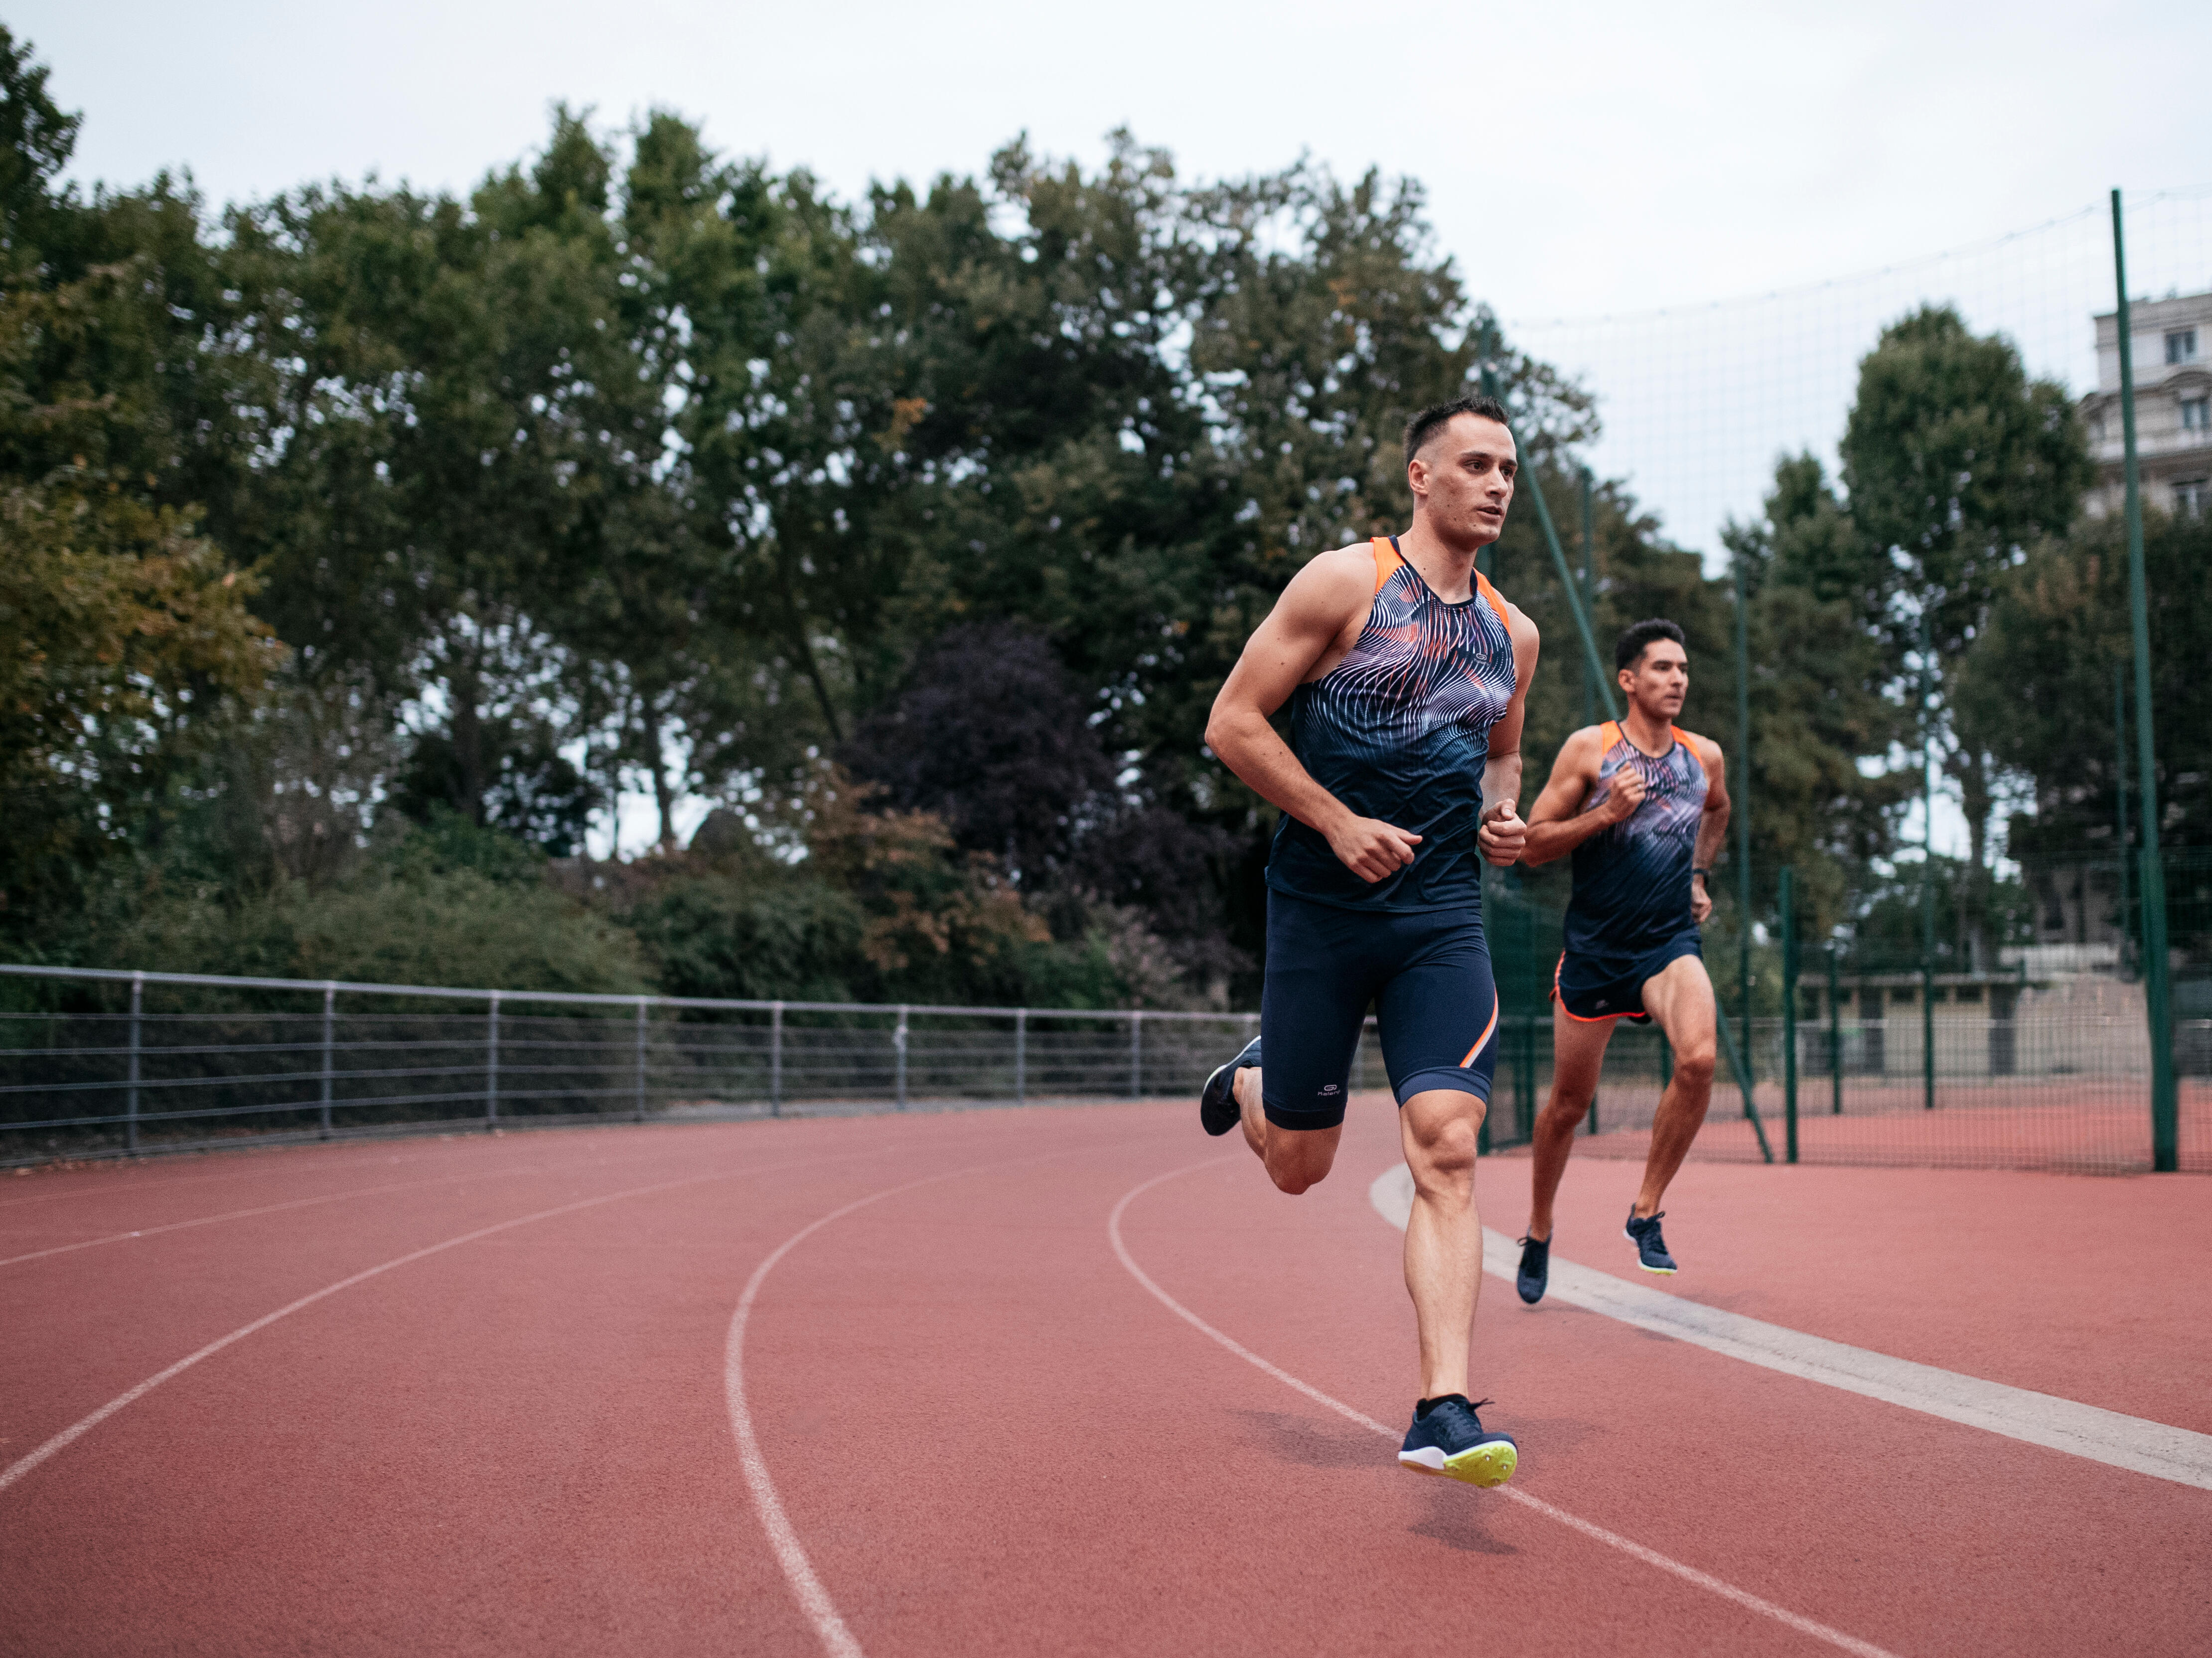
[1267,1159,1330,1196]
[1538,1090,1589,1129]
[1409,1111,1481,1190]
[1673,1043,1717,1089]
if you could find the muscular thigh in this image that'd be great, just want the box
[1547,998,1617,1103]
[1373,912,1500,1107]
[1639,952,1716,1050]
[1260,892,1384,1129]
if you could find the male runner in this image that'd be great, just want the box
[1196,394,1537,1490]
[1512,619,1729,1304]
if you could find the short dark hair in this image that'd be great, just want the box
[1616,618,1686,673]
[1403,394,1511,467]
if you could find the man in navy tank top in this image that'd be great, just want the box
[1198,395,1538,1490]
[1512,619,1731,1303]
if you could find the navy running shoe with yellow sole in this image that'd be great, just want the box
[1199,1034,1262,1137]
[1624,1209,1677,1274]
[1398,1395,1517,1488]
[1515,1234,1549,1304]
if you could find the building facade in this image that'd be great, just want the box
[2080,289,2212,521]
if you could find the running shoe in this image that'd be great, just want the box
[1515,1234,1550,1304]
[1624,1209,1677,1274]
[1398,1395,1517,1488]
[1198,1034,1262,1137]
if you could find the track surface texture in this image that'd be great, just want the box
[4,1099,2208,1656]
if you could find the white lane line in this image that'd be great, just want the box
[723,1145,1096,1658]
[0,1152,851,1497]
[1369,1165,2212,1492]
[0,1160,610,1269]
[1112,1160,1900,1658]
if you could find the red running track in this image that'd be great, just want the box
[2,1103,2209,1655]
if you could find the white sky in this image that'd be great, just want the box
[29,0,2208,319]
[26,0,2205,859]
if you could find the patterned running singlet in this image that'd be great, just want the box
[1562,720,1711,968]
[1266,536,1520,913]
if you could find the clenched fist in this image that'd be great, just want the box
[1327,815,1423,883]
[1477,799,1527,866]
[1602,767,1648,824]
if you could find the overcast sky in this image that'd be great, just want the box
[24,0,2207,859]
[24,0,2210,320]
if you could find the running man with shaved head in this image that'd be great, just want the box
[1512,618,1730,1304]
[1197,394,1538,1489]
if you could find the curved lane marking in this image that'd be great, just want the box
[723,1146,1092,1658]
[1114,1158,1900,1658]
[1370,1165,2212,1492]
[0,1159,629,1270]
[0,1152,854,1497]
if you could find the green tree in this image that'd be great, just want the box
[1839,305,2092,959]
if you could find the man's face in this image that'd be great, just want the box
[1408,414,1517,548]
[1619,640,1689,718]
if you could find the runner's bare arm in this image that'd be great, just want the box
[1689,739,1729,924]
[1476,604,1540,866]
[1204,546,1421,884]
[1518,726,1642,866]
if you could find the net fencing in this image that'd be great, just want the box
[1470,185,2212,1178]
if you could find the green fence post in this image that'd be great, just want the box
[1826,946,1843,1115]
[1781,866,1798,1164]
[1918,610,1937,1113]
[1733,551,1755,1099]
[1580,464,1599,729]
[2111,190,2177,1170]
[2114,664,2132,975]
[1711,999,1773,1164]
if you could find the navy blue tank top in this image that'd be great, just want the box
[1266,537,1519,913]
[1562,721,1710,967]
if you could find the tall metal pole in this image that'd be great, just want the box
[126,970,143,1154]
[1827,945,1844,1115]
[2113,664,2132,976]
[1733,552,1754,1090]
[1919,611,1937,1112]
[1014,1009,1027,1105]
[1129,1010,1144,1100]
[321,982,337,1139]
[1580,464,1599,729]
[769,1000,783,1115]
[634,999,647,1123]
[484,991,499,1129]
[1781,866,1799,1164]
[894,1006,909,1110]
[2112,188,2178,1171]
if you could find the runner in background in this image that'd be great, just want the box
[1512,620,1729,1302]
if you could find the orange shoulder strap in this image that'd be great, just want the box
[1598,719,1623,752]
[1472,568,1510,633]
[1671,726,1708,765]
[1370,536,1404,593]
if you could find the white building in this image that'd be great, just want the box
[2080,289,2212,522]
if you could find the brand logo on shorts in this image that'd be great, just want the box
[1595,998,1610,1009]
[1319,1083,1340,1095]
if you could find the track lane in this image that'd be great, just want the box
[6,1101,2208,1655]
[0,1108,1142,1654]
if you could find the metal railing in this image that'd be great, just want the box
[5,964,2202,1173]
[0,964,1290,1161]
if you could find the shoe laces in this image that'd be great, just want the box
[1638,1211,1668,1245]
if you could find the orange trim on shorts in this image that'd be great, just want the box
[1459,990,1500,1068]
[1552,952,1637,1023]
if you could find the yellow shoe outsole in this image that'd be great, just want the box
[1398,1439,1518,1489]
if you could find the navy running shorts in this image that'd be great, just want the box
[1552,929,1703,1024]
[1260,889,1500,1130]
